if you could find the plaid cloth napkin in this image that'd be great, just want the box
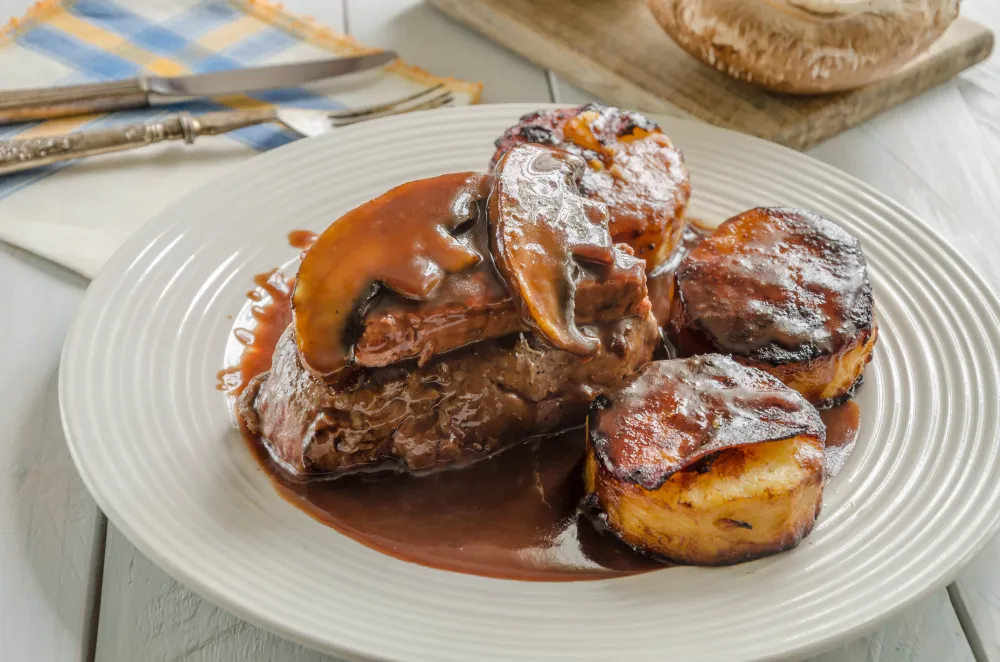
[0,0,480,277]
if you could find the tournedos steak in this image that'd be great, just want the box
[239,314,658,477]
[238,142,660,479]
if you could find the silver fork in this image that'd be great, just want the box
[0,85,452,175]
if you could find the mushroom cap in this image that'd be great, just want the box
[646,0,960,93]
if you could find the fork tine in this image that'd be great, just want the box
[331,91,453,127]
[326,84,447,120]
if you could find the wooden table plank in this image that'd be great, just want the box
[952,547,1000,661]
[87,1,344,660]
[816,53,1000,662]
[0,243,101,661]
[811,591,975,662]
[99,519,978,662]
[347,0,552,103]
[96,525,338,662]
[429,0,993,150]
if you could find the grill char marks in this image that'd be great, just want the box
[589,355,825,490]
[673,207,872,363]
[583,355,827,566]
[668,207,878,406]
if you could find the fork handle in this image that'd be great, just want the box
[0,108,278,175]
[0,79,151,124]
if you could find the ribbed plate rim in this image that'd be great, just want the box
[59,104,1000,662]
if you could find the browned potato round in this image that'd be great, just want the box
[585,355,825,566]
[667,207,878,407]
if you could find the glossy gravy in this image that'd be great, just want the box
[292,172,488,380]
[674,208,872,362]
[820,401,861,479]
[286,229,317,251]
[268,430,663,581]
[224,226,862,581]
[647,218,715,324]
[223,242,660,579]
[589,355,826,490]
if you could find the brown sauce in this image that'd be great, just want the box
[266,430,662,581]
[224,235,661,580]
[490,104,691,271]
[674,207,873,363]
[589,355,825,490]
[647,218,714,325]
[490,144,619,355]
[216,269,292,394]
[225,228,863,581]
[820,401,861,479]
[286,229,317,251]
[292,172,488,379]
[358,197,647,368]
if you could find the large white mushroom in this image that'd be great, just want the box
[646,0,960,93]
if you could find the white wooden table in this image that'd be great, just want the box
[2,1,999,660]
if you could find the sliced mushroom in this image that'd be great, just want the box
[488,143,618,356]
[491,104,692,272]
[292,172,487,380]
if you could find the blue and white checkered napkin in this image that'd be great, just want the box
[0,0,480,277]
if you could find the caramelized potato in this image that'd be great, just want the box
[585,355,825,566]
[492,104,691,271]
[668,207,878,407]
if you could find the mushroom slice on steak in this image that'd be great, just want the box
[489,143,629,356]
[292,172,487,381]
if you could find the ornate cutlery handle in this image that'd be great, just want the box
[0,108,278,175]
[0,79,150,124]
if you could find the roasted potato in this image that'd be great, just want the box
[667,207,877,407]
[584,355,826,566]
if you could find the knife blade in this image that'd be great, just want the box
[0,51,398,124]
[145,51,398,97]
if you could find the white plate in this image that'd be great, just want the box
[60,105,1000,662]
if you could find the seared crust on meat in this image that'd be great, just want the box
[492,104,691,271]
[353,169,650,368]
[667,207,877,406]
[239,313,660,479]
[584,355,825,565]
[356,248,649,368]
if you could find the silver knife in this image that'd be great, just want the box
[0,51,398,125]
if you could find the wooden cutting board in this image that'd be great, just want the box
[428,0,994,150]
